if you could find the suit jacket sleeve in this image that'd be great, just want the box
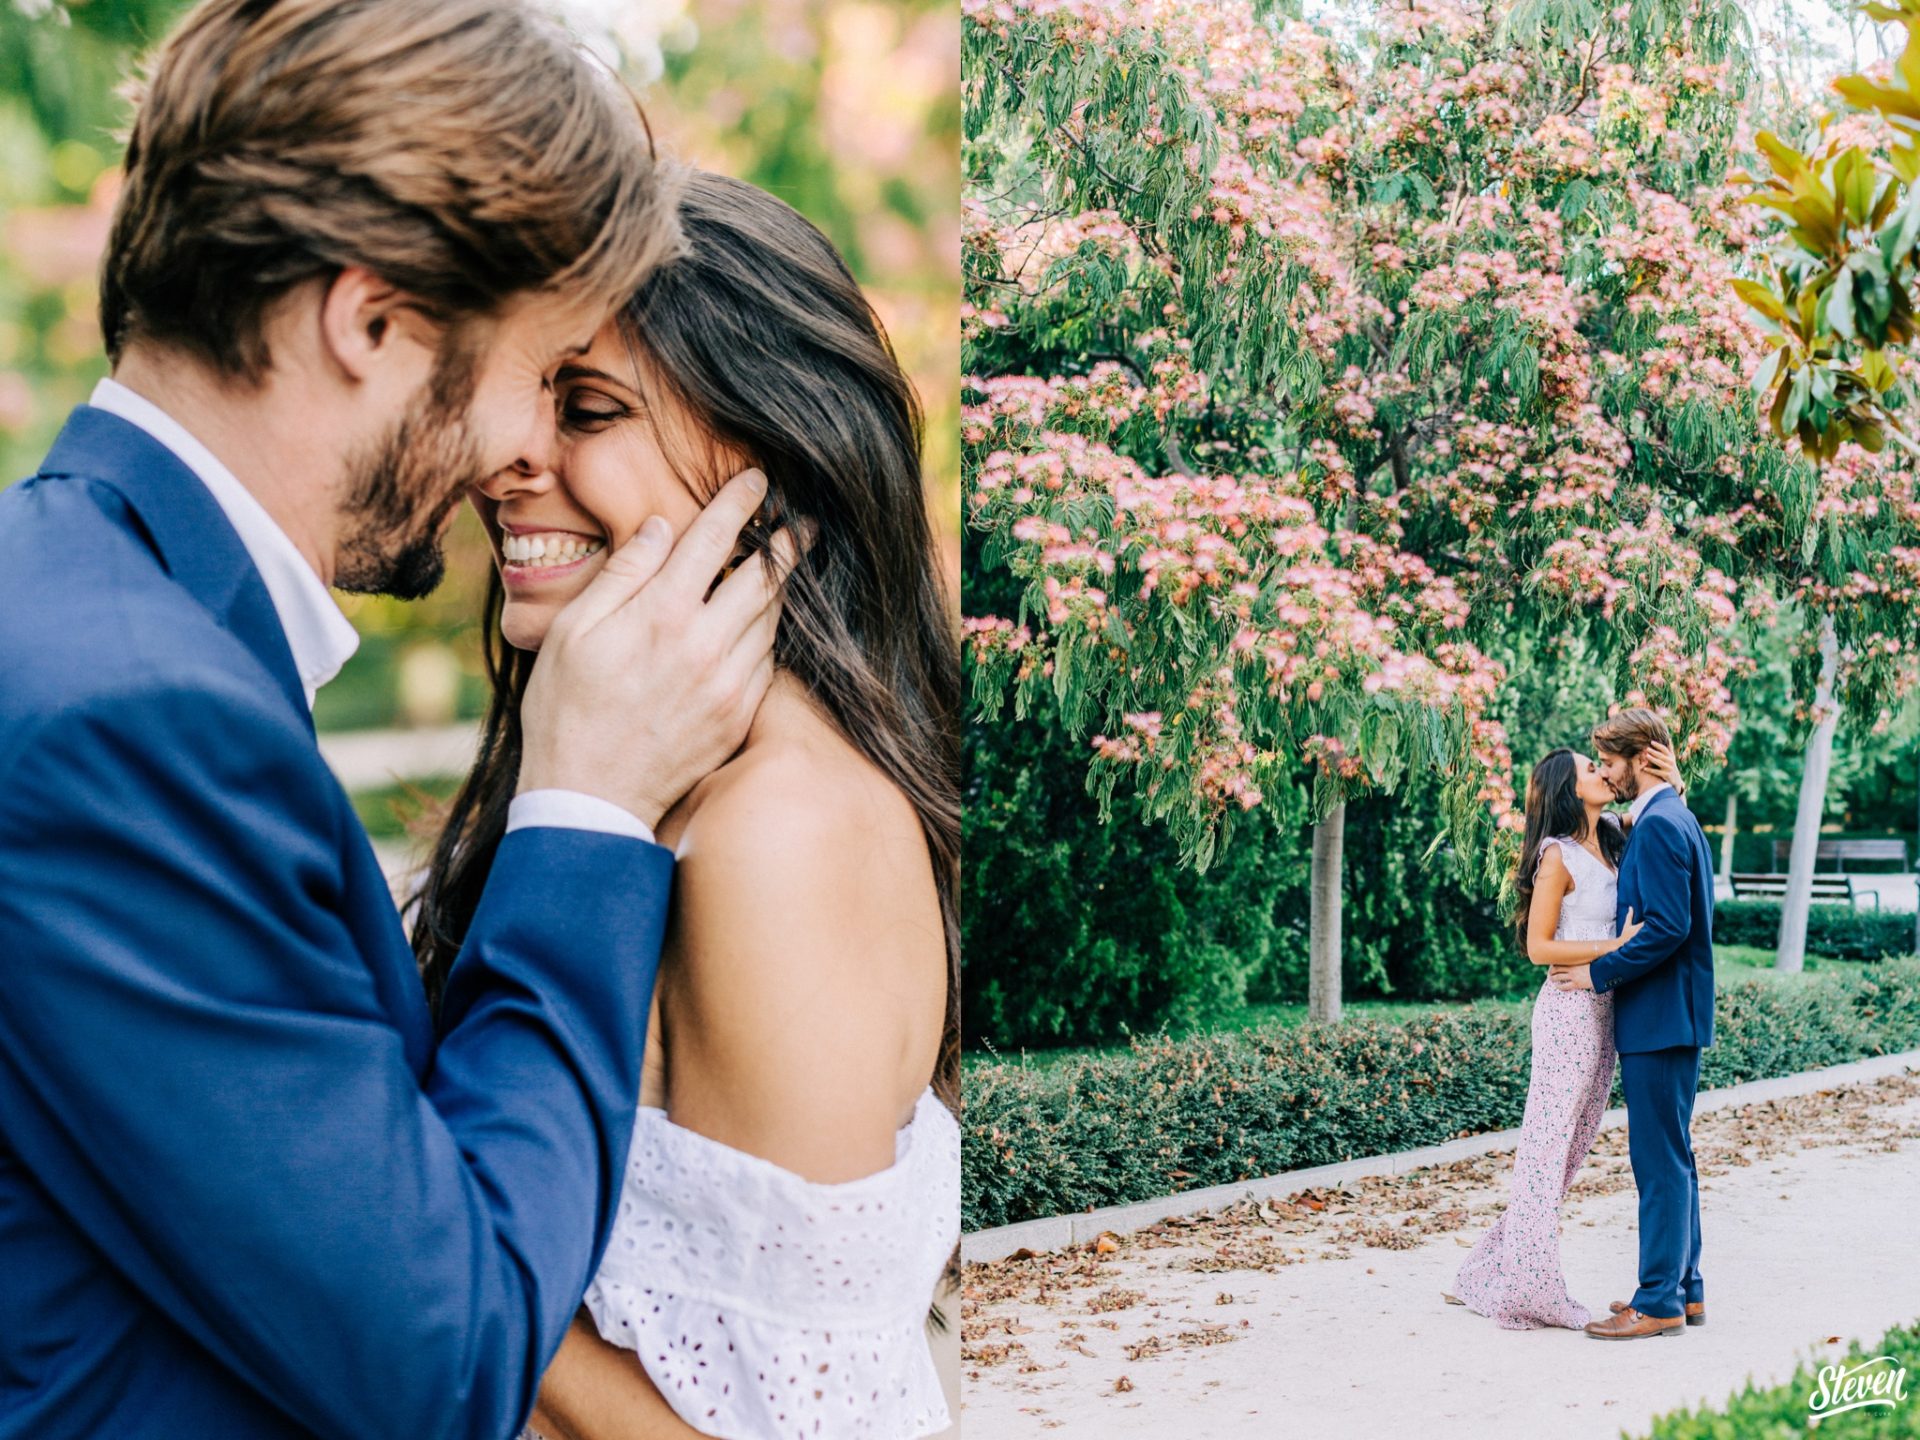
[0,670,668,1440]
[1587,813,1691,993]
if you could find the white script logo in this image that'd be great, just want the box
[1808,1355,1909,1426]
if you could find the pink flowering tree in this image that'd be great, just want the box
[966,0,1911,1015]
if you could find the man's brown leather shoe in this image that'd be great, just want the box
[1585,1305,1685,1339]
[1610,1299,1705,1327]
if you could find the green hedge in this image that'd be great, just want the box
[963,959,1920,1231]
[1715,900,1916,961]
[1639,1317,1920,1438]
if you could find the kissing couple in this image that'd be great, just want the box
[1444,709,1717,1340]
[0,2,957,1438]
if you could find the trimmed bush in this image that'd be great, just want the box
[1714,900,1915,961]
[964,1004,1529,1231]
[1639,1317,1920,1438]
[963,959,1920,1231]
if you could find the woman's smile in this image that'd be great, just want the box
[493,518,608,590]
[471,317,724,650]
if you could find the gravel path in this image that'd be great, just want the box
[962,1070,1920,1438]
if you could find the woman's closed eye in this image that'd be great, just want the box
[560,392,633,432]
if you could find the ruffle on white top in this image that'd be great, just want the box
[579,1086,959,1440]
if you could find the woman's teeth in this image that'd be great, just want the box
[501,532,605,568]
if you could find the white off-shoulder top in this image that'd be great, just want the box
[565,1086,959,1440]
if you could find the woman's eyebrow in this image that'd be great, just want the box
[555,363,637,392]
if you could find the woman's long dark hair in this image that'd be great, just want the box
[411,170,960,1111]
[1512,748,1625,957]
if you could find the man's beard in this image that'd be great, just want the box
[334,366,485,600]
[1612,768,1640,802]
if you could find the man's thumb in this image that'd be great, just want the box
[564,516,673,628]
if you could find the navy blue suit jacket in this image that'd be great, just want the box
[1588,787,1716,1053]
[0,407,671,1438]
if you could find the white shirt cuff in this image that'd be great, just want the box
[505,790,657,847]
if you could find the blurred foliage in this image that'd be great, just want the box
[0,0,957,731]
[348,775,465,843]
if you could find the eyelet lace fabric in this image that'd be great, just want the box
[553,1087,959,1440]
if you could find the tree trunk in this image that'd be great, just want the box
[1719,792,1737,883]
[1309,495,1360,1023]
[1309,805,1345,1023]
[1777,617,1840,973]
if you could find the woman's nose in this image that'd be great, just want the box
[475,459,558,502]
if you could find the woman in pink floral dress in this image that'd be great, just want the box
[1445,744,1679,1330]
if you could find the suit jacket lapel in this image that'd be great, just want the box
[39,406,313,728]
[1618,788,1684,922]
[1617,810,1641,925]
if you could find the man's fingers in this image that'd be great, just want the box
[556,516,673,631]
[707,577,783,734]
[706,527,800,635]
[705,637,777,750]
[770,524,803,574]
[724,579,783,671]
[655,468,770,599]
[740,647,776,717]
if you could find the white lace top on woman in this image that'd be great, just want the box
[569,1086,960,1440]
[1544,835,1618,943]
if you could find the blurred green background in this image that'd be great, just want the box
[0,0,958,784]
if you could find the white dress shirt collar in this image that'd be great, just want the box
[90,377,359,708]
[1629,780,1672,825]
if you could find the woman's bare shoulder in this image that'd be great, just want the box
[680,716,923,861]
[655,698,945,1181]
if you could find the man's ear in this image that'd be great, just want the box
[316,266,436,384]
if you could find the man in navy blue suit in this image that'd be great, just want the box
[0,3,792,1436]
[1548,708,1716,1341]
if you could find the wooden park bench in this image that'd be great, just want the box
[1730,872,1877,909]
[1769,837,1911,873]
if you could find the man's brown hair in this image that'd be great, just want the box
[1591,706,1672,760]
[101,0,684,380]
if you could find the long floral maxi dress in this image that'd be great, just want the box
[1452,835,1618,1330]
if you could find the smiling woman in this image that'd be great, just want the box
[411,166,961,1440]
[467,321,756,650]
